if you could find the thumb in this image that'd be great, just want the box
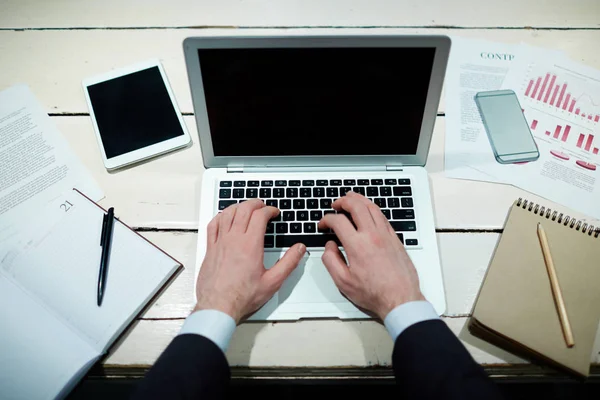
[261,243,306,292]
[322,240,351,290]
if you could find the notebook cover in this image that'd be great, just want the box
[470,199,600,377]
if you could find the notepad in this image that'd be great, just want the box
[0,189,183,399]
[469,198,600,377]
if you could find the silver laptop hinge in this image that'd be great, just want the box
[386,165,404,171]
[227,167,244,173]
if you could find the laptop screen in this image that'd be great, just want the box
[198,47,435,157]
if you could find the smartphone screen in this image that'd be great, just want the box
[475,90,539,163]
[86,66,185,159]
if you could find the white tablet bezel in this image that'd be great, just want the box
[82,59,191,171]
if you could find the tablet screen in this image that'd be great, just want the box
[86,66,184,159]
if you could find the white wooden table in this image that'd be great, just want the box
[2,0,599,380]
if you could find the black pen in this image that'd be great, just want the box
[98,207,115,306]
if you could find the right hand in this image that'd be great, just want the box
[318,191,425,320]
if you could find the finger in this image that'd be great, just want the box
[247,206,279,235]
[206,213,220,245]
[345,191,391,229]
[322,241,352,291]
[230,199,265,233]
[318,213,357,245]
[218,203,237,233]
[261,243,306,292]
[331,196,376,231]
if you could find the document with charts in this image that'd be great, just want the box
[476,52,600,219]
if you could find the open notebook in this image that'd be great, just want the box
[0,189,183,400]
[469,198,600,377]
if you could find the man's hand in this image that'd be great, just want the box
[195,199,306,323]
[318,192,425,320]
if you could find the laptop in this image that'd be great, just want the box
[183,35,450,320]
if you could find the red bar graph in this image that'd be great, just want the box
[562,125,571,142]
[596,115,600,122]
[588,115,593,120]
[544,75,556,103]
[575,108,580,115]
[577,134,585,148]
[545,131,551,136]
[585,134,594,151]
[538,74,550,101]
[553,125,562,139]
[532,77,542,98]
[594,148,599,155]
[569,99,576,112]
[562,94,570,110]
[531,119,538,130]
[556,84,567,108]
[525,80,534,97]
[550,85,559,105]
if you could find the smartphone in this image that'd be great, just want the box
[475,90,539,164]
[82,59,191,171]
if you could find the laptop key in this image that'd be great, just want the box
[302,180,314,186]
[248,181,259,187]
[280,199,292,209]
[293,199,305,209]
[283,211,295,221]
[261,180,273,187]
[297,210,309,221]
[290,223,302,233]
[397,233,404,244]
[380,187,392,196]
[275,180,287,187]
[219,189,231,198]
[273,188,285,198]
[324,210,336,215]
[276,223,289,234]
[303,222,317,233]
[289,180,301,186]
[381,209,391,219]
[320,198,332,209]
[246,188,258,198]
[406,239,418,246]
[272,213,282,221]
[220,181,232,187]
[394,186,412,196]
[374,198,386,208]
[233,189,244,198]
[310,210,323,221]
[371,179,383,185]
[358,179,369,185]
[385,179,397,185]
[390,221,416,231]
[330,179,342,186]
[276,234,341,248]
[343,179,356,186]
[266,222,275,234]
[260,188,271,198]
[392,209,415,220]
[300,188,312,197]
[353,187,366,196]
[326,187,338,197]
[218,200,237,210]
[307,199,318,209]
[313,187,325,197]
[264,235,275,248]
[367,187,378,197]
[398,179,411,185]
[316,180,328,186]
[266,199,278,207]
[401,198,414,208]
[387,198,400,208]
[340,187,352,196]
[286,188,298,198]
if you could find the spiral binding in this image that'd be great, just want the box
[516,198,600,238]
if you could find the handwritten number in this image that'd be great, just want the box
[60,200,73,212]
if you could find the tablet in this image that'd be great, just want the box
[82,59,191,170]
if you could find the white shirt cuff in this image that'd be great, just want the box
[178,309,236,353]
[383,300,440,342]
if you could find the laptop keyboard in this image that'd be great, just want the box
[217,178,418,249]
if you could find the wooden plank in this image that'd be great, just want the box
[2,29,600,114]
[138,231,499,319]
[1,0,598,29]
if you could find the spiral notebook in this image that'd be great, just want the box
[469,198,600,377]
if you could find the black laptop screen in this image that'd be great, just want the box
[197,47,435,157]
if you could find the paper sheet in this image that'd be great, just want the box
[0,84,102,240]
[477,52,600,219]
[444,36,519,182]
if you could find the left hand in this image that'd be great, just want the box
[194,199,306,323]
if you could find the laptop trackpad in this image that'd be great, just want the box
[265,252,346,305]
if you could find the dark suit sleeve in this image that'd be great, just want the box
[392,320,504,400]
[131,334,230,400]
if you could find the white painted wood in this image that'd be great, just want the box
[138,231,499,319]
[2,0,598,29]
[2,29,600,114]
[107,317,600,367]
